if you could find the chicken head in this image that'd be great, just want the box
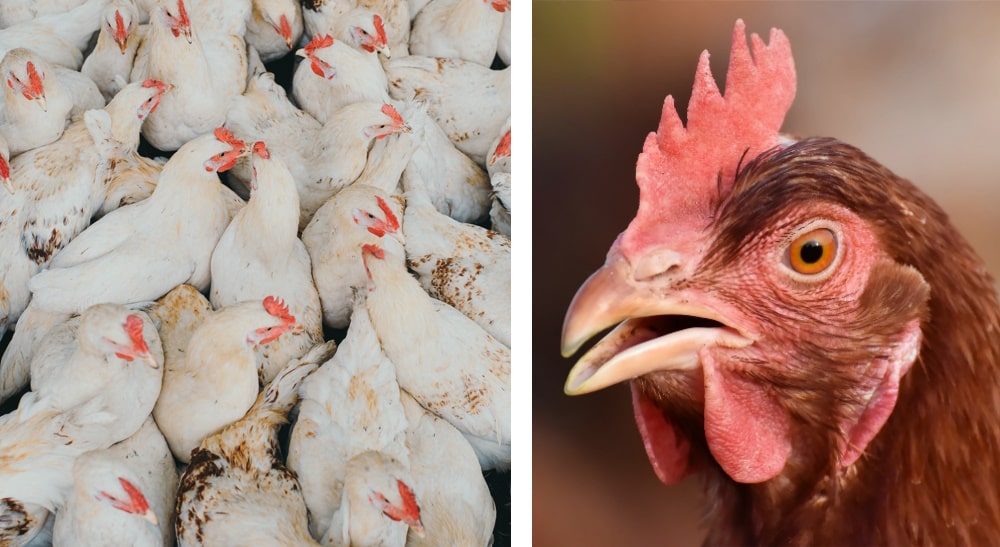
[561,20,931,486]
[297,34,337,80]
[3,51,47,111]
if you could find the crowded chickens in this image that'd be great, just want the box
[0,0,511,544]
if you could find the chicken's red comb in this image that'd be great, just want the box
[373,14,387,47]
[124,315,150,356]
[25,61,43,98]
[278,14,292,40]
[114,10,128,42]
[97,478,150,515]
[491,130,511,164]
[619,20,795,261]
[214,127,244,149]
[253,141,270,159]
[381,104,404,128]
[304,34,334,54]
[142,79,168,92]
[176,0,190,28]
[0,155,9,182]
[263,296,295,325]
[375,196,400,232]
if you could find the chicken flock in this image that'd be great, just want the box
[0,0,511,544]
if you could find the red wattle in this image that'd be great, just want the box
[630,381,691,485]
[702,354,791,483]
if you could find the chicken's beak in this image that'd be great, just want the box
[139,351,159,369]
[562,254,752,395]
[34,94,47,112]
[142,508,159,526]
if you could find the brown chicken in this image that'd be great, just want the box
[561,20,1000,545]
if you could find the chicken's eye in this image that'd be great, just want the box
[787,228,837,275]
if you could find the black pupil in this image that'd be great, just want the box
[799,241,824,264]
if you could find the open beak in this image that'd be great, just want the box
[561,254,752,395]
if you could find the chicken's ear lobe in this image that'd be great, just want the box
[839,261,929,467]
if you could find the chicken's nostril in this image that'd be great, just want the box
[633,248,684,282]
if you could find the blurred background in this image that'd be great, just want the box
[533,2,1000,545]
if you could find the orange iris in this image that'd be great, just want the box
[788,228,837,275]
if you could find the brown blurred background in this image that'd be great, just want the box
[533,2,1000,545]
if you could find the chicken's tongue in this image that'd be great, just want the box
[702,353,791,484]
[631,382,692,485]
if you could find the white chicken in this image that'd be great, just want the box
[301,183,405,329]
[292,33,388,123]
[81,0,143,102]
[357,0,408,56]
[52,417,177,546]
[402,172,511,347]
[1,48,104,156]
[174,344,332,546]
[398,101,491,223]
[302,3,391,57]
[409,0,506,67]
[288,298,409,538]
[362,242,511,470]
[0,0,107,71]
[331,7,391,57]
[227,95,410,229]
[386,55,509,165]
[321,451,425,546]
[246,0,303,62]
[0,78,169,352]
[0,304,163,512]
[27,127,247,314]
[225,67,322,198]
[130,0,249,151]
[28,305,163,416]
[210,141,323,384]
[153,296,307,463]
[400,391,496,546]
